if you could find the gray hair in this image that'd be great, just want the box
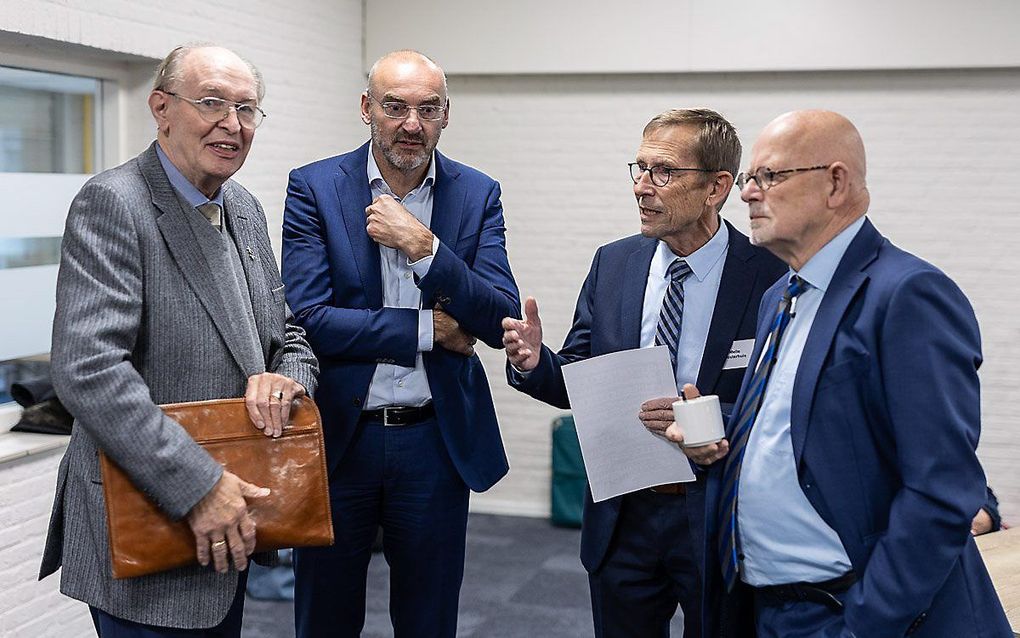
[152,43,265,103]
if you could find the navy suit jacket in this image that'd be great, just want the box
[510,221,785,572]
[282,142,520,492]
[703,219,1010,638]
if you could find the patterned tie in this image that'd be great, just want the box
[654,258,693,372]
[718,275,807,590]
[197,202,222,231]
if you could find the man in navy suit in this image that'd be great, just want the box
[281,50,519,638]
[502,108,785,638]
[664,110,1010,637]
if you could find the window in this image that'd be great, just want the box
[0,66,102,406]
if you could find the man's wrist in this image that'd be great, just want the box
[404,229,435,262]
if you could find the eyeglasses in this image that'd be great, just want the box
[628,162,716,187]
[163,92,266,130]
[368,94,447,121]
[736,165,830,191]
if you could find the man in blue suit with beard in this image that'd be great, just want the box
[281,50,519,637]
[502,108,785,638]
[662,110,1010,637]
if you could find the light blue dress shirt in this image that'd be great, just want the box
[155,144,224,212]
[365,145,437,409]
[641,221,728,386]
[737,215,867,586]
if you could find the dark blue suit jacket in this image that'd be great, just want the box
[703,219,1010,638]
[510,222,785,573]
[282,142,520,492]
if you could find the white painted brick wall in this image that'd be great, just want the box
[0,1,365,634]
[440,69,1020,525]
[0,449,92,637]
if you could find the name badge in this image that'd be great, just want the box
[722,339,755,370]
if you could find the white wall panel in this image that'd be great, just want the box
[367,0,1020,75]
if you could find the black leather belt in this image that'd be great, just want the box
[359,403,435,426]
[755,571,857,612]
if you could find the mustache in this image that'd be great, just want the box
[637,196,661,211]
[395,134,425,144]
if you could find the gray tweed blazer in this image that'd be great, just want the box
[38,142,318,629]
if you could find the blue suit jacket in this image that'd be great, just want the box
[703,219,1010,638]
[510,222,785,572]
[281,143,520,492]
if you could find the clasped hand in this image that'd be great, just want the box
[365,194,433,261]
[434,307,476,357]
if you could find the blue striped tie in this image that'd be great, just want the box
[655,258,693,372]
[718,275,807,590]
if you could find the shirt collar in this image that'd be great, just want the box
[794,215,868,293]
[367,142,436,198]
[652,217,730,282]
[155,142,224,210]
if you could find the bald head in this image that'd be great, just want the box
[367,50,448,100]
[760,110,866,184]
[742,110,870,270]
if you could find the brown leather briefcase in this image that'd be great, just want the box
[99,397,334,579]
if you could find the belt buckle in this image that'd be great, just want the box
[383,407,394,427]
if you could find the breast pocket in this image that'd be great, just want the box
[817,352,870,390]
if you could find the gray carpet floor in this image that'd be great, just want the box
[242,513,684,637]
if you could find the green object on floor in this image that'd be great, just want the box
[550,414,587,528]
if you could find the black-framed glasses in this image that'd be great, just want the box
[629,162,716,187]
[368,94,447,121]
[163,92,266,130]
[736,165,830,191]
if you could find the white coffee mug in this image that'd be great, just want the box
[671,395,725,447]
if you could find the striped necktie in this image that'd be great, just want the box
[718,275,807,590]
[197,202,222,231]
[654,258,693,373]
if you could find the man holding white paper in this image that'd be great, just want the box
[502,109,784,638]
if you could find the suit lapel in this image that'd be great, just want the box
[790,220,881,464]
[336,143,381,305]
[223,184,271,357]
[725,282,783,439]
[142,144,252,376]
[697,222,757,392]
[430,152,465,252]
[621,239,657,349]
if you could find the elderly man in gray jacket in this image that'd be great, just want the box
[38,44,317,637]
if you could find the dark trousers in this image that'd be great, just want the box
[589,490,701,638]
[294,416,470,638]
[90,572,247,637]
[753,589,850,638]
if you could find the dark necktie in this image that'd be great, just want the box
[718,275,807,590]
[654,258,693,373]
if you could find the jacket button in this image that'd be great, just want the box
[906,612,927,635]
[353,397,362,407]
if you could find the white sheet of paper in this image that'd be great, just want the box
[561,346,696,502]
